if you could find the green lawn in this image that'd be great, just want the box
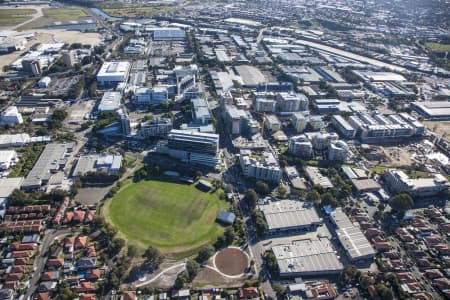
[42,8,88,20]
[0,8,36,26]
[0,8,36,16]
[104,180,228,256]
[102,6,169,18]
[0,17,29,25]
[425,42,450,53]
[405,170,431,179]
[97,2,170,18]
[370,165,389,175]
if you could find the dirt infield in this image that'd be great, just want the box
[214,248,248,276]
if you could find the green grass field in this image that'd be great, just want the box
[104,180,228,256]
[42,8,88,20]
[0,17,29,26]
[425,42,450,53]
[0,8,36,26]
[0,8,36,16]
[96,2,170,18]
[18,7,91,30]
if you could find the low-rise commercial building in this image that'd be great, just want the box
[259,200,321,234]
[0,134,31,148]
[21,143,73,191]
[1,106,23,125]
[98,92,121,112]
[349,112,419,142]
[140,118,173,138]
[288,280,337,300]
[191,98,212,125]
[331,115,356,139]
[330,208,376,262]
[384,169,450,197]
[272,239,343,277]
[285,166,307,190]
[72,155,123,176]
[0,150,18,170]
[0,177,23,218]
[304,166,333,189]
[312,98,341,114]
[410,101,450,120]
[97,61,131,86]
[152,28,186,41]
[135,86,169,106]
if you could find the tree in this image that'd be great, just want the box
[174,271,188,289]
[224,227,235,245]
[376,283,393,300]
[195,170,203,179]
[307,190,321,205]
[389,193,414,214]
[252,210,268,237]
[196,245,215,263]
[127,245,138,257]
[8,189,29,206]
[359,275,373,290]
[215,235,227,249]
[342,264,359,283]
[70,43,82,49]
[255,181,270,195]
[185,259,199,281]
[58,281,76,300]
[88,81,97,97]
[322,192,339,207]
[243,189,258,209]
[273,283,286,298]
[109,238,125,257]
[278,183,288,199]
[51,109,68,129]
[264,250,279,276]
[143,246,164,268]
[81,55,93,65]
[48,189,69,202]
[72,177,82,195]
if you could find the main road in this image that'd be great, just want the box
[294,39,407,73]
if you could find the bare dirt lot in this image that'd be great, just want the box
[214,248,248,276]
[423,120,450,138]
[362,144,414,168]
[75,187,111,205]
[66,100,95,128]
[194,267,249,288]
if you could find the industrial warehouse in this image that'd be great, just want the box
[259,199,322,234]
[272,239,343,277]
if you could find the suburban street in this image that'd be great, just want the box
[25,229,75,300]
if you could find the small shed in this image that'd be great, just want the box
[196,180,212,192]
[216,211,236,225]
